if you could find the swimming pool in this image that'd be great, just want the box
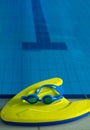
[0,0,90,98]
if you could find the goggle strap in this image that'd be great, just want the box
[35,84,61,95]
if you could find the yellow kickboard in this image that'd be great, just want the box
[1,77,90,125]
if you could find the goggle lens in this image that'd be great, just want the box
[27,96,38,104]
[43,96,53,104]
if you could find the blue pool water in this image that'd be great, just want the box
[0,0,90,97]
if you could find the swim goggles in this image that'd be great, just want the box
[21,84,64,104]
